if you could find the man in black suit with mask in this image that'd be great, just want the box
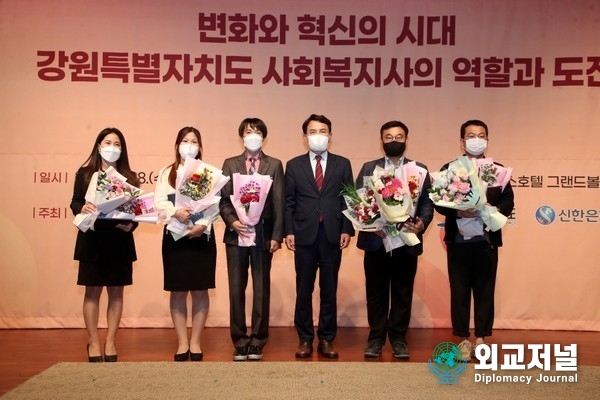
[355,120,434,359]
[284,114,354,359]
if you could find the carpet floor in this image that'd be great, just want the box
[1,362,596,399]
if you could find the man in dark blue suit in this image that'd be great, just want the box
[355,120,434,359]
[284,114,354,359]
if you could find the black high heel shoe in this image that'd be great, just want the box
[174,350,190,362]
[103,344,118,362]
[87,344,103,363]
[190,351,203,361]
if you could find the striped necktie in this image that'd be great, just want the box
[315,155,323,191]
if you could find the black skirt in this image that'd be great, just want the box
[162,227,217,291]
[77,259,133,287]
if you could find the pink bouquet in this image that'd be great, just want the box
[429,156,507,233]
[94,167,142,213]
[167,158,230,237]
[429,158,477,207]
[101,192,159,223]
[383,161,429,250]
[230,172,273,247]
[73,166,143,232]
[368,166,413,222]
[366,165,419,250]
[239,180,262,212]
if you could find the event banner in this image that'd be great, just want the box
[0,0,598,330]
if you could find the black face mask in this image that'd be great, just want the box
[383,141,406,157]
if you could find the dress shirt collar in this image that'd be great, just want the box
[384,155,404,170]
[309,151,328,162]
[245,151,262,161]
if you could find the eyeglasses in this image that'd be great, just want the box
[383,134,405,142]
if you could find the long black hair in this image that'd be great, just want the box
[167,126,202,188]
[79,127,139,187]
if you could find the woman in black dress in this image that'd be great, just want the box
[70,127,139,362]
[154,127,218,361]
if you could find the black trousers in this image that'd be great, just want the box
[446,241,498,338]
[225,243,273,349]
[364,247,418,345]
[294,223,342,342]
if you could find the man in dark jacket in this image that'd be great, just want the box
[355,120,434,359]
[435,119,514,362]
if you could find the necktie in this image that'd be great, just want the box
[249,157,256,175]
[315,155,323,191]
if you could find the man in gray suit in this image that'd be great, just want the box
[219,117,285,361]
[284,114,354,359]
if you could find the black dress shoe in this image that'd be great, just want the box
[174,350,190,362]
[190,352,203,361]
[295,341,313,358]
[87,345,103,363]
[104,344,117,362]
[317,339,339,359]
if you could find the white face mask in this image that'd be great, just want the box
[307,134,329,152]
[243,133,263,152]
[179,143,199,159]
[465,138,487,156]
[99,146,121,163]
